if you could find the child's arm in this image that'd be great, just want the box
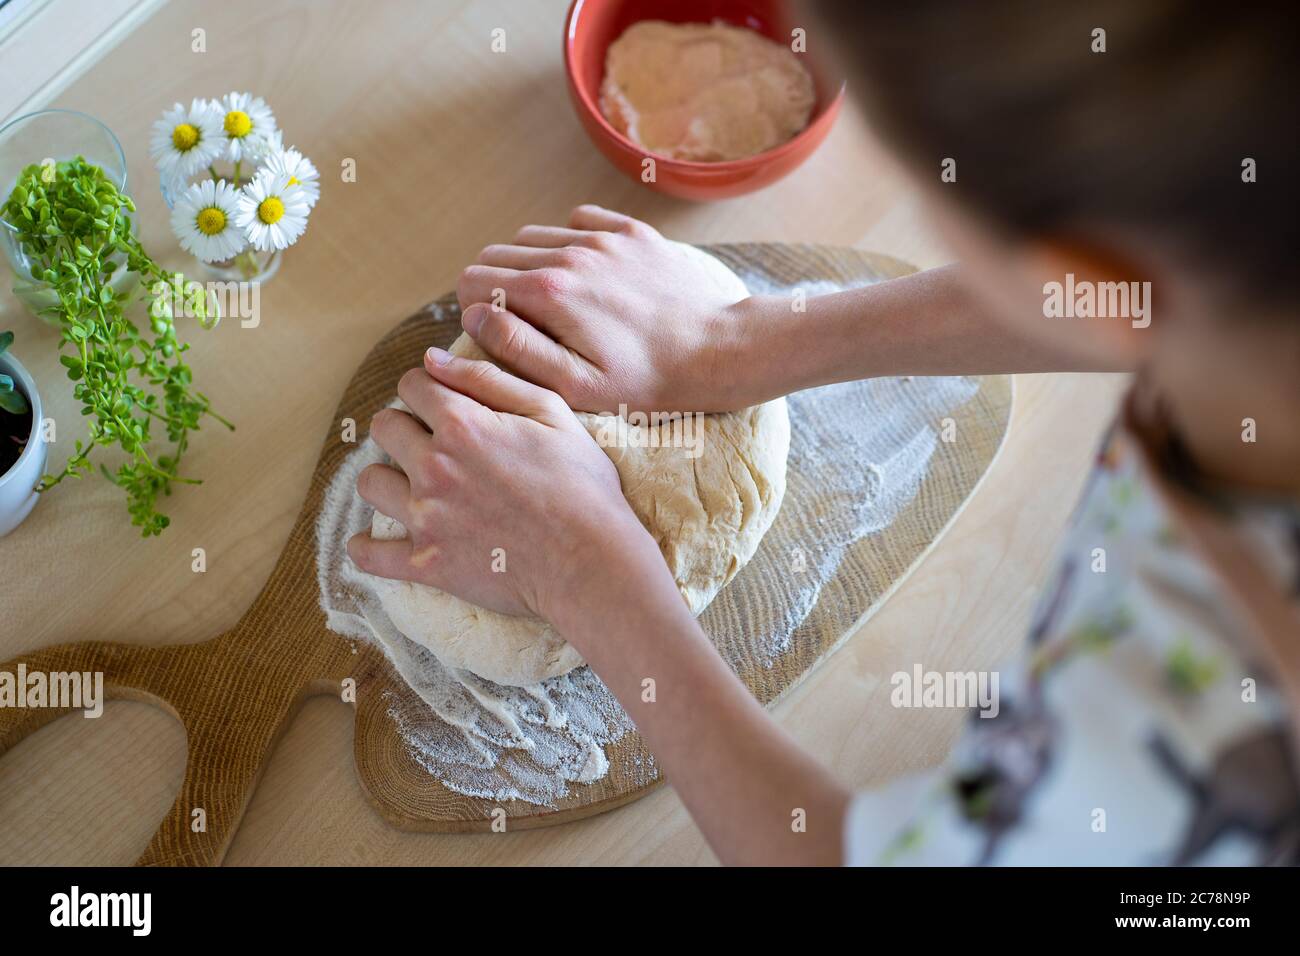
[543,539,851,867]
[457,206,1128,415]
[723,264,1129,407]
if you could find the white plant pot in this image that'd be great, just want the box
[0,351,47,537]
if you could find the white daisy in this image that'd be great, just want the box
[216,91,277,164]
[262,144,320,207]
[149,99,223,185]
[235,171,310,251]
[170,178,247,263]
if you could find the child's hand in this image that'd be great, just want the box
[456,205,751,414]
[347,347,657,622]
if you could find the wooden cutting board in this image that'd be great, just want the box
[0,243,1012,865]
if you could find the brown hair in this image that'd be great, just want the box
[813,0,1297,307]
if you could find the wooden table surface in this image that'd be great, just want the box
[0,0,1125,865]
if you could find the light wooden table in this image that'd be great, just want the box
[0,0,1125,865]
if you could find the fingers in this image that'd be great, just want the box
[347,532,424,582]
[505,208,642,255]
[476,244,565,270]
[568,203,644,233]
[461,304,587,393]
[424,347,565,423]
[458,264,573,332]
[456,265,524,311]
[512,224,588,248]
[356,462,411,524]
[397,365,466,428]
[462,208,646,314]
[369,407,430,474]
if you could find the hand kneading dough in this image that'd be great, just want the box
[368,243,789,687]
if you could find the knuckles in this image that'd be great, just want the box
[459,359,499,389]
[487,314,526,361]
[431,402,476,447]
[618,215,655,240]
[554,243,599,270]
[409,450,451,500]
[574,229,615,253]
[527,267,568,301]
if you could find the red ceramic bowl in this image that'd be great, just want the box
[564,0,845,201]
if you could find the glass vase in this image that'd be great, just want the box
[0,109,140,323]
[161,160,283,283]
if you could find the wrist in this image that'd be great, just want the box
[540,512,702,655]
[700,296,779,410]
[711,294,817,409]
[538,505,672,636]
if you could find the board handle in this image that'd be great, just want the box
[0,630,333,866]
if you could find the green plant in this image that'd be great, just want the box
[0,330,29,416]
[2,156,232,536]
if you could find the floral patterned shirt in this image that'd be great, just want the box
[844,395,1300,865]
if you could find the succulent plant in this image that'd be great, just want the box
[0,330,30,417]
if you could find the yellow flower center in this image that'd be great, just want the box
[288,175,300,186]
[196,207,227,236]
[257,197,285,225]
[172,123,201,151]
[224,110,252,138]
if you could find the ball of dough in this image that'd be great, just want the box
[368,244,789,687]
[371,506,587,687]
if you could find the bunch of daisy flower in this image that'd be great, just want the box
[150,92,319,266]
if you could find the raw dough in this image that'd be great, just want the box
[368,244,789,686]
[599,20,816,162]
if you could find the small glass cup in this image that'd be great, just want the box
[161,162,282,283]
[0,109,141,322]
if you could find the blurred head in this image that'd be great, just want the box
[814,0,1297,370]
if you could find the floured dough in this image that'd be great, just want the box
[599,20,816,162]
[368,244,790,686]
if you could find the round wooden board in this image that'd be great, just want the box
[344,242,1013,832]
[0,243,1012,862]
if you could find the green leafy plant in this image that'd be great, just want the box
[0,330,29,416]
[2,156,232,536]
